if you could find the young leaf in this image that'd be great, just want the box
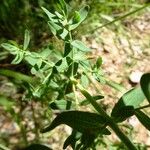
[11,51,24,64]
[59,28,69,40]
[71,40,91,52]
[69,6,89,31]
[23,29,30,50]
[57,0,68,16]
[96,57,102,69]
[140,73,150,103]
[1,43,19,55]
[41,7,56,19]
[48,21,62,36]
[111,87,145,122]
[135,110,150,131]
[41,111,107,133]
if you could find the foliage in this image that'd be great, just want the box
[0,0,150,150]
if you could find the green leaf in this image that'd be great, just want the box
[11,51,24,64]
[66,56,73,66]
[55,11,63,19]
[1,43,19,55]
[0,144,10,150]
[64,42,72,57]
[81,74,89,88]
[59,28,69,40]
[80,95,104,106]
[41,111,107,133]
[23,144,52,150]
[71,40,91,52]
[111,87,146,122]
[58,0,68,16]
[65,62,78,77]
[111,106,135,123]
[96,57,102,69]
[135,110,150,131]
[23,29,30,50]
[49,99,74,110]
[71,11,81,24]
[69,6,89,31]
[63,130,81,149]
[41,7,56,19]
[140,73,150,103]
[0,95,14,110]
[48,21,62,36]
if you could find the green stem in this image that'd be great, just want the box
[135,104,150,111]
[31,102,39,142]
[0,69,33,83]
[73,80,137,150]
[90,4,149,33]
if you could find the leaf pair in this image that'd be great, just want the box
[41,111,110,149]
[41,111,109,134]
[1,30,30,64]
[111,73,150,127]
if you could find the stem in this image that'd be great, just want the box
[0,144,10,150]
[89,4,150,33]
[31,102,39,142]
[19,102,28,146]
[72,84,79,109]
[135,104,150,111]
[68,31,75,77]
[74,81,137,150]
[0,69,33,83]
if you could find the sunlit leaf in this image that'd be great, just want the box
[49,99,74,110]
[23,29,30,50]
[71,40,91,52]
[81,74,89,88]
[41,7,56,19]
[1,43,19,55]
[140,73,150,103]
[48,21,62,36]
[11,51,24,64]
[111,87,145,122]
[59,28,69,40]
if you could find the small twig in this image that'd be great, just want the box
[89,4,149,33]
[31,101,40,142]
[135,104,150,111]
